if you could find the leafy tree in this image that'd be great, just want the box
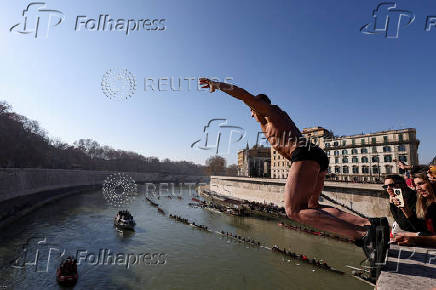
[205,155,226,176]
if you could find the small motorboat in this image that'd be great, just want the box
[114,210,136,231]
[56,256,78,286]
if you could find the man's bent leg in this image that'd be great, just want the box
[307,170,326,209]
[322,207,370,227]
[307,168,370,227]
[284,161,319,212]
[284,161,366,241]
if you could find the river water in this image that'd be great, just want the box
[0,186,371,290]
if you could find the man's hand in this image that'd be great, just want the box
[396,160,406,170]
[199,78,219,93]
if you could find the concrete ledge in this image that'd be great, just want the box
[377,244,436,290]
[0,168,208,203]
[209,176,391,220]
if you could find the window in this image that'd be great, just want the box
[351,148,358,154]
[383,146,391,152]
[335,166,340,173]
[384,155,392,162]
[352,166,359,174]
[343,166,349,174]
[327,151,330,156]
[342,149,348,155]
[334,150,339,156]
[372,147,378,153]
[328,167,331,173]
[361,139,365,145]
[399,155,408,162]
[372,165,379,174]
[398,145,406,152]
[273,151,276,154]
[325,143,330,148]
[361,156,368,163]
[371,137,377,144]
[372,156,379,162]
[342,140,346,146]
[352,139,356,145]
[333,141,339,146]
[352,156,358,163]
[362,166,369,174]
[342,157,348,163]
[398,134,403,142]
[383,136,388,143]
[335,158,339,164]
[361,148,368,154]
[385,165,392,174]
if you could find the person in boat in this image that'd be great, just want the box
[199,78,390,265]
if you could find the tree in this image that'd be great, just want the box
[0,100,207,175]
[226,164,238,176]
[205,155,226,176]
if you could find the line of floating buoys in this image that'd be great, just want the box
[145,197,159,207]
[148,198,345,276]
[168,214,190,225]
[169,214,210,231]
[271,245,344,275]
[218,231,262,247]
[278,222,354,243]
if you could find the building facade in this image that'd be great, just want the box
[270,127,420,182]
[237,145,271,178]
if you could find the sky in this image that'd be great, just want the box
[1,0,436,165]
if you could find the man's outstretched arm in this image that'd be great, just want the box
[199,78,271,115]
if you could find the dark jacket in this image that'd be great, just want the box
[390,187,420,232]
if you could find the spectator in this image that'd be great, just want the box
[383,175,420,233]
[394,234,436,248]
[412,172,436,234]
[427,165,436,183]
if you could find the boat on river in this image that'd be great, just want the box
[56,256,78,286]
[114,210,136,231]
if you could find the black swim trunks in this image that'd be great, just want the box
[290,144,329,172]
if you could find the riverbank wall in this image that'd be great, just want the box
[206,176,390,221]
[0,168,208,228]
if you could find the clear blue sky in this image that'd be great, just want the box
[1,0,435,165]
